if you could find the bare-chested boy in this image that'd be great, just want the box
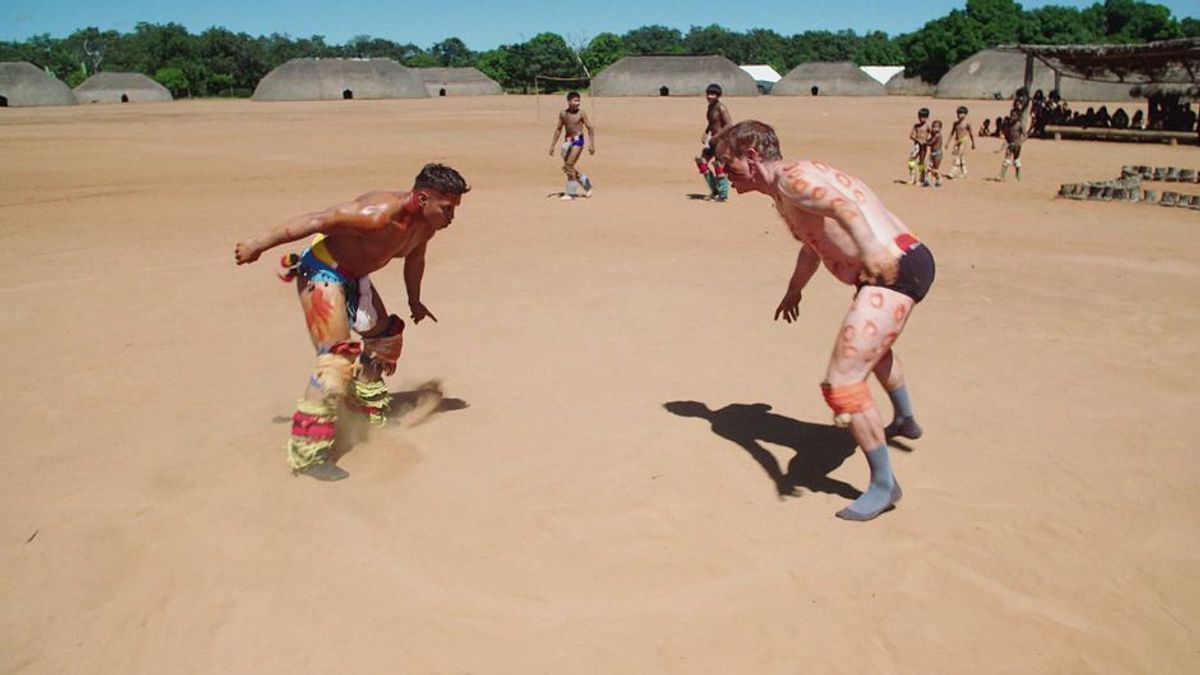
[548,91,595,200]
[713,121,935,521]
[695,83,733,201]
[924,120,944,187]
[999,109,1025,181]
[234,164,470,480]
[907,108,930,185]
[947,106,976,178]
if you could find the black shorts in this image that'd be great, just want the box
[857,242,935,304]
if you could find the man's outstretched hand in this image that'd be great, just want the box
[409,300,438,324]
[234,240,261,265]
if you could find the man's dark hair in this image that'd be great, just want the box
[712,120,782,162]
[956,105,969,114]
[706,83,722,96]
[918,107,930,117]
[414,163,470,195]
[566,91,581,100]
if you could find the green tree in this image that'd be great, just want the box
[580,32,627,73]
[154,66,189,97]
[431,37,473,66]
[855,31,903,65]
[621,25,684,54]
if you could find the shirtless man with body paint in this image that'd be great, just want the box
[712,120,935,521]
[548,91,595,200]
[234,164,470,480]
[695,83,733,201]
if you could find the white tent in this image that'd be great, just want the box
[740,65,782,94]
[860,66,905,86]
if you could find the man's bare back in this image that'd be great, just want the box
[772,160,911,285]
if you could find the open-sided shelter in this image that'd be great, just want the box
[932,45,1196,101]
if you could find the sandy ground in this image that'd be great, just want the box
[2,93,1198,673]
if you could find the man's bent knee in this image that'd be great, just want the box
[821,381,875,428]
[314,341,361,398]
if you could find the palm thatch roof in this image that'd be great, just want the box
[591,55,759,97]
[74,72,173,104]
[0,62,77,107]
[995,38,1199,86]
[937,49,1137,100]
[253,58,429,101]
[417,67,502,96]
[772,62,887,96]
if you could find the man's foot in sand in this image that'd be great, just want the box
[885,416,923,440]
[294,461,349,481]
[836,481,902,521]
[560,194,574,201]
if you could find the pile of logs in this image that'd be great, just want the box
[1058,166,1200,209]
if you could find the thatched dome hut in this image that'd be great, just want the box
[936,49,1136,101]
[591,55,758,97]
[253,58,429,101]
[418,67,502,96]
[0,62,77,107]
[74,72,173,104]
[885,72,936,96]
[772,62,887,96]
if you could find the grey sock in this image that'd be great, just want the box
[885,385,922,439]
[836,445,901,521]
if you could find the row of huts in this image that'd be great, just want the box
[0,49,1179,107]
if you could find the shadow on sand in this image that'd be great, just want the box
[664,400,863,500]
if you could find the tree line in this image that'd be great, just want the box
[1,0,1195,97]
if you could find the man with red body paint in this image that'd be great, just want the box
[234,164,470,481]
[712,121,935,521]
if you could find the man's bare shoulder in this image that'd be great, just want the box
[340,190,407,221]
[351,190,406,207]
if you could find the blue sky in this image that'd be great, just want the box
[2,0,1195,48]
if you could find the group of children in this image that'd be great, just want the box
[549,84,737,202]
[906,106,977,187]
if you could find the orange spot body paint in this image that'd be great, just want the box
[835,173,852,187]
